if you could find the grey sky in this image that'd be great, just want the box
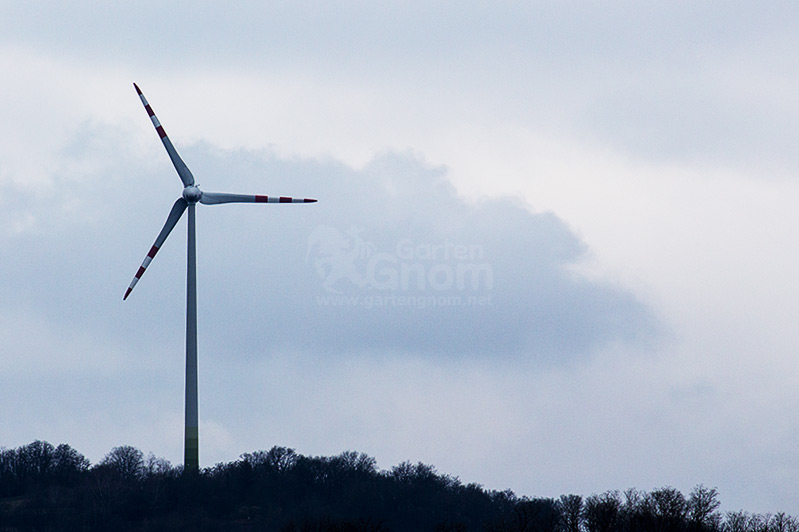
[2,1,799,516]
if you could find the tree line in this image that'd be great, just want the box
[0,440,795,532]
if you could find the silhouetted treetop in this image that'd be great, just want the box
[0,440,795,532]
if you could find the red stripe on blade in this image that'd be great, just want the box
[135,266,146,279]
[255,195,269,203]
[279,197,292,203]
[156,126,167,138]
[304,198,317,203]
[124,288,132,300]
[145,104,155,117]
[147,245,159,258]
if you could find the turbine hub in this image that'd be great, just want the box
[183,185,202,204]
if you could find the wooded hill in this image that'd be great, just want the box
[0,440,794,532]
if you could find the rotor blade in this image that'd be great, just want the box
[124,198,188,300]
[199,192,317,205]
[133,83,195,187]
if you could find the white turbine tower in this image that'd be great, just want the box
[124,83,316,472]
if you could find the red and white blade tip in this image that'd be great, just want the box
[253,196,317,203]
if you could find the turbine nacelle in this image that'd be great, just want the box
[182,185,202,204]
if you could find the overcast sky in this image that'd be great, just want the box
[2,1,799,515]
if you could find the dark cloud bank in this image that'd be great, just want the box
[0,139,656,366]
[179,145,656,363]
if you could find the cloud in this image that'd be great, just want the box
[147,144,654,362]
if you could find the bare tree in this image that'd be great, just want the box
[724,511,754,532]
[241,445,299,473]
[100,445,145,482]
[649,487,688,532]
[688,485,721,532]
[584,492,621,532]
[768,513,799,532]
[558,494,583,532]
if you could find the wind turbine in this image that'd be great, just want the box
[124,83,316,472]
